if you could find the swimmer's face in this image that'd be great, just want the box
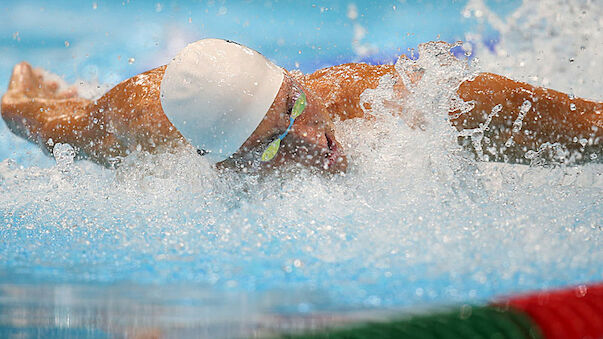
[221,72,348,173]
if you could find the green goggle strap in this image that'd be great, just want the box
[261,91,307,162]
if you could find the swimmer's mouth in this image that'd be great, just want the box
[325,132,346,172]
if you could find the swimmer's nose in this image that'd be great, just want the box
[288,125,347,173]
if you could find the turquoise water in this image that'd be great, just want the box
[1,1,602,338]
[0,1,513,91]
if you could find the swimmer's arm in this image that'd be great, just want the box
[453,73,602,161]
[1,92,129,166]
[306,63,601,160]
[301,63,399,121]
[0,62,99,159]
[75,65,184,165]
[1,64,183,167]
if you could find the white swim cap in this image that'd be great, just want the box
[160,38,285,162]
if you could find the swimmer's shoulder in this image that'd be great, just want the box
[306,62,394,82]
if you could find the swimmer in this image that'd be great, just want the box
[1,39,601,173]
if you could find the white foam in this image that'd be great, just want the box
[465,0,603,100]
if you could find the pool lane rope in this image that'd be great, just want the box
[281,283,603,339]
[501,283,603,339]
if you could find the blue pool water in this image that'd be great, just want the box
[1,0,602,338]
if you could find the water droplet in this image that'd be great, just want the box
[53,143,75,173]
[128,57,135,64]
[575,284,588,297]
[505,138,515,148]
[92,2,97,10]
[64,41,70,47]
[347,4,358,20]
[463,42,472,56]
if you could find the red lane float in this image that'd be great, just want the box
[498,283,603,339]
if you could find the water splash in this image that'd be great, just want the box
[52,143,75,173]
[464,0,603,100]
[458,104,503,161]
[504,99,533,149]
[0,1,602,316]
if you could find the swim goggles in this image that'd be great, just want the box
[261,89,307,161]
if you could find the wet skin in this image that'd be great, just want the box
[1,63,347,173]
[224,73,347,173]
[1,59,602,172]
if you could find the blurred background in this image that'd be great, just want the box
[0,0,519,89]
